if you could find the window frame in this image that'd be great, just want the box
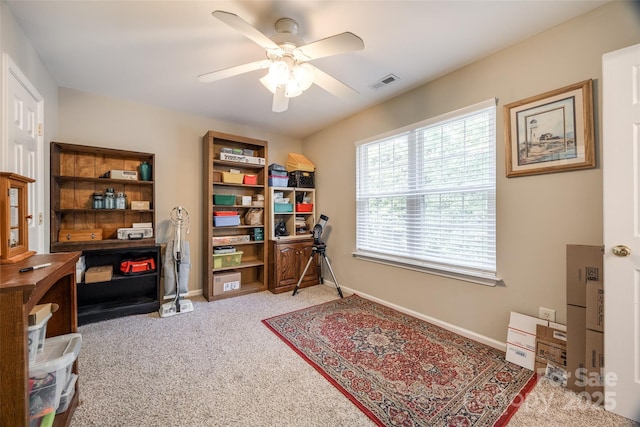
[353,98,501,286]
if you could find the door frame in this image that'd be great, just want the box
[1,53,45,254]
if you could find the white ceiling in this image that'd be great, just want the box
[6,0,609,139]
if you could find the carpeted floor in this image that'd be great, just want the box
[70,285,637,426]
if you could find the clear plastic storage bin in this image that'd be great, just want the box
[29,333,82,420]
[56,373,78,414]
[213,251,243,268]
[27,313,52,364]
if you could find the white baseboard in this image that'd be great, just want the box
[321,281,507,351]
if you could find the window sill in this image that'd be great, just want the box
[352,251,502,287]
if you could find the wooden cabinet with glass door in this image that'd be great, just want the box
[0,172,36,263]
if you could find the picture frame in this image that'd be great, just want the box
[504,79,595,177]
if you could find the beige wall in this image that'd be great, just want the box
[7,0,639,343]
[302,1,640,342]
[58,88,303,295]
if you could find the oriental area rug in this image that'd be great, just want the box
[263,295,537,427]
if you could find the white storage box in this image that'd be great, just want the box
[56,373,78,414]
[29,333,82,419]
[27,313,52,364]
[108,169,137,180]
[219,152,265,165]
[505,311,548,370]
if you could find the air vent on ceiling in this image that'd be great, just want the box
[369,74,400,90]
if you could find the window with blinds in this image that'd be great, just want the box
[354,99,498,285]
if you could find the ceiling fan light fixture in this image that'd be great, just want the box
[259,74,277,94]
[293,63,314,91]
[268,60,290,85]
[201,11,365,112]
[285,78,302,98]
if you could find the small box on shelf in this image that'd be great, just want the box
[212,235,250,245]
[28,303,59,326]
[106,170,138,180]
[219,152,265,165]
[85,265,113,283]
[237,195,252,206]
[58,229,103,242]
[131,200,150,210]
[213,271,241,295]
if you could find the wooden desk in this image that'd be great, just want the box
[1,252,81,427]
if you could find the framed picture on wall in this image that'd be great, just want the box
[504,79,595,177]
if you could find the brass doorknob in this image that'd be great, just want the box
[612,245,631,257]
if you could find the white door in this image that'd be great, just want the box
[602,43,640,422]
[2,55,45,253]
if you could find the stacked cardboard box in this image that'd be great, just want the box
[535,322,567,385]
[566,244,604,401]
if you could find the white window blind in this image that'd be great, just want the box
[355,99,498,285]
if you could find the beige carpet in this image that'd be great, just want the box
[70,285,637,426]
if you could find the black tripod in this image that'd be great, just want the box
[292,241,343,298]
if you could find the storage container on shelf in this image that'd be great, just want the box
[243,174,257,185]
[29,333,82,421]
[213,251,243,268]
[213,194,236,205]
[288,170,315,188]
[222,171,244,184]
[213,215,240,227]
[27,313,52,364]
[212,235,250,245]
[56,373,78,414]
[269,176,289,187]
[213,210,238,216]
[274,203,293,213]
[295,203,314,212]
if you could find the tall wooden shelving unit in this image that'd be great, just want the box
[50,142,160,324]
[202,131,268,301]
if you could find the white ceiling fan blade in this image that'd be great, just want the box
[212,10,280,51]
[295,32,364,61]
[311,67,359,99]
[198,59,271,83]
[272,85,289,112]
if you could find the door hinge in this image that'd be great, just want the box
[38,123,43,136]
[39,212,43,225]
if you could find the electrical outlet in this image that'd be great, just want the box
[539,307,556,322]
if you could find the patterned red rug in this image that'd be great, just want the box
[263,295,537,427]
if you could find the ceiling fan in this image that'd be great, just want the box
[198,11,364,112]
